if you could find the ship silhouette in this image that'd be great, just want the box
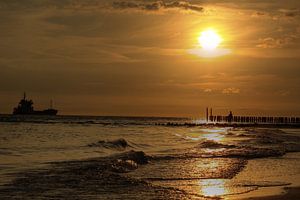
[13,93,58,115]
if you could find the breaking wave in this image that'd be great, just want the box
[0,150,193,199]
[193,139,286,159]
[195,140,236,149]
[88,138,133,151]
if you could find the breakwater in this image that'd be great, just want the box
[209,115,300,124]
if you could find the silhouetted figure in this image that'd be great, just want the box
[228,111,233,123]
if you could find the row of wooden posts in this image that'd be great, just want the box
[209,115,300,124]
[205,108,300,124]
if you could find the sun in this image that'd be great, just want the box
[189,28,230,58]
[198,29,222,50]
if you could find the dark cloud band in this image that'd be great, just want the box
[0,0,203,12]
[112,1,204,12]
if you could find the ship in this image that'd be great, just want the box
[13,93,58,115]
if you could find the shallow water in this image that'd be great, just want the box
[0,115,300,199]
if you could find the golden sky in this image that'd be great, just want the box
[0,0,300,117]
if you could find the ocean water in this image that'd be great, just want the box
[0,115,300,199]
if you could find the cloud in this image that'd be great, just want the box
[276,90,291,96]
[0,0,106,10]
[204,88,212,93]
[256,37,295,49]
[222,87,240,94]
[112,1,204,12]
[0,0,204,13]
[279,9,300,18]
[251,11,267,18]
[257,38,284,48]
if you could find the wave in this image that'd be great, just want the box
[87,138,133,151]
[0,148,13,155]
[195,140,236,149]
[240,181,291,188]
[150,138,288,161]
[194,139,286,159]
[108,151,149,173]
[152,148,286,161]
[220,147,286,159]
[242,129,300,153]
[0,150,193,199]
[111,150,149,165]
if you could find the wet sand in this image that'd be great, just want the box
[229,152,300,200]
[244,187,300,200]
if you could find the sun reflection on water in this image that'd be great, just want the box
[202,133,225,142]
[200,179,227,197]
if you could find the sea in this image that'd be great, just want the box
[0,115,300,199]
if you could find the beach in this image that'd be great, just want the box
[245,187,300,200]
[1,0,299,198]
[0,115,299,199]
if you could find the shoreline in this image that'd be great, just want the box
[243,187,300,200]
[230,152,300,200]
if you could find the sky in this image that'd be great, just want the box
[0,0,300,117]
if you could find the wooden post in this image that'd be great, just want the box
[206,107,209,122]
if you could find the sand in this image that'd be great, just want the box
[244,187,300,200]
